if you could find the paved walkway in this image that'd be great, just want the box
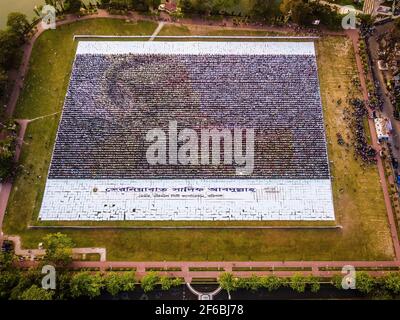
[368,22,400,160]
[4,235,106,261]
[149,22,165,41]
[186,283,222,300]
[0,11,399,278]
[346,29,400,260]
[17,259,400,282]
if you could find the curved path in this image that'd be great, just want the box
[186,283,222,300]
[0,11,399,280]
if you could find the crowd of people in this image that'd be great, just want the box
[48,51,331,180]
[350,98,377,163]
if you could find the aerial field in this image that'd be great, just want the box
[2,19,394,261]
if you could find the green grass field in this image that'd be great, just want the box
[2,20,395,261]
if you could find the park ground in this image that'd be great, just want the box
[1,18,395,261]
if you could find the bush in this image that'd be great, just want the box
[382,273,400,295]
[308,276,321,293]
[237,275,263,291]
[42,233,75,266]
[355,272,376,294]
[288,273,307,293]
[218,272,237,297]
[19,285,54,300]
[260,276,282,292]
[0,135,17,182]
[160,276,182,291]
[141,271,160,292]
[70,272,104,299]
[104,271,136,295]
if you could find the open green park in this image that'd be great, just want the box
[1,18,394,261]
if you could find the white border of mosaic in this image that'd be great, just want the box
[39,179,335,221]
[76,41,316,56]
[39,41,334,222]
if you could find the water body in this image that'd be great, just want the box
[0,0,44,28]
[0,0,94,29]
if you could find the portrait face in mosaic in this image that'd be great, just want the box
[99,55,203,129]
[52,51,327,180]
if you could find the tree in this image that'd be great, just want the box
[0,68,7,100]
[55,0,66,12]
[146,0,161,10]
[260,275,282,292]
[55,271,73,300]
[290,0,313,25]
[241,275,262,291]
[104,272,137,296]
[10,268,42,300]
[130,0,149,11]
[0,249,15,270]
[105,273,124,296]
[65,0,82,13]
[0,30,21,70]
[159,276,182,291]
[0,135,17,182]
[251,0,280,21]
[218,272,237,299]
[70,272,104,298]
[7,13,30,40]
[19,285,54,300]
[358,13,375,27]
[120,271,137,292]
[288,273,307,293]
[382,273,400,295]
[307,276,320,293]
[43,232,74,266]
[100,0,111,7]
[141,271,160,292]
[280,0,293,16]
[280,0,311,22]
[193,0,213,15]
[181,0,194,13]
[355,272,376,294]
[331,274,344,289]
[0,271,20,299]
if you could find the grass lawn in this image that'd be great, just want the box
[2,20,394,261]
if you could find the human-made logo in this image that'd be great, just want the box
[145,120,255,175]
[341,6,357,30]
[41,5,56,30]
[41,265,56,289]
[341,265,356,289]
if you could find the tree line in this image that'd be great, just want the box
[102,0,345,29]
[2,233,400,300]
[0,13,31,105]
[0,13,32,181]
[218,270,400,299]
[0,233,183,300]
